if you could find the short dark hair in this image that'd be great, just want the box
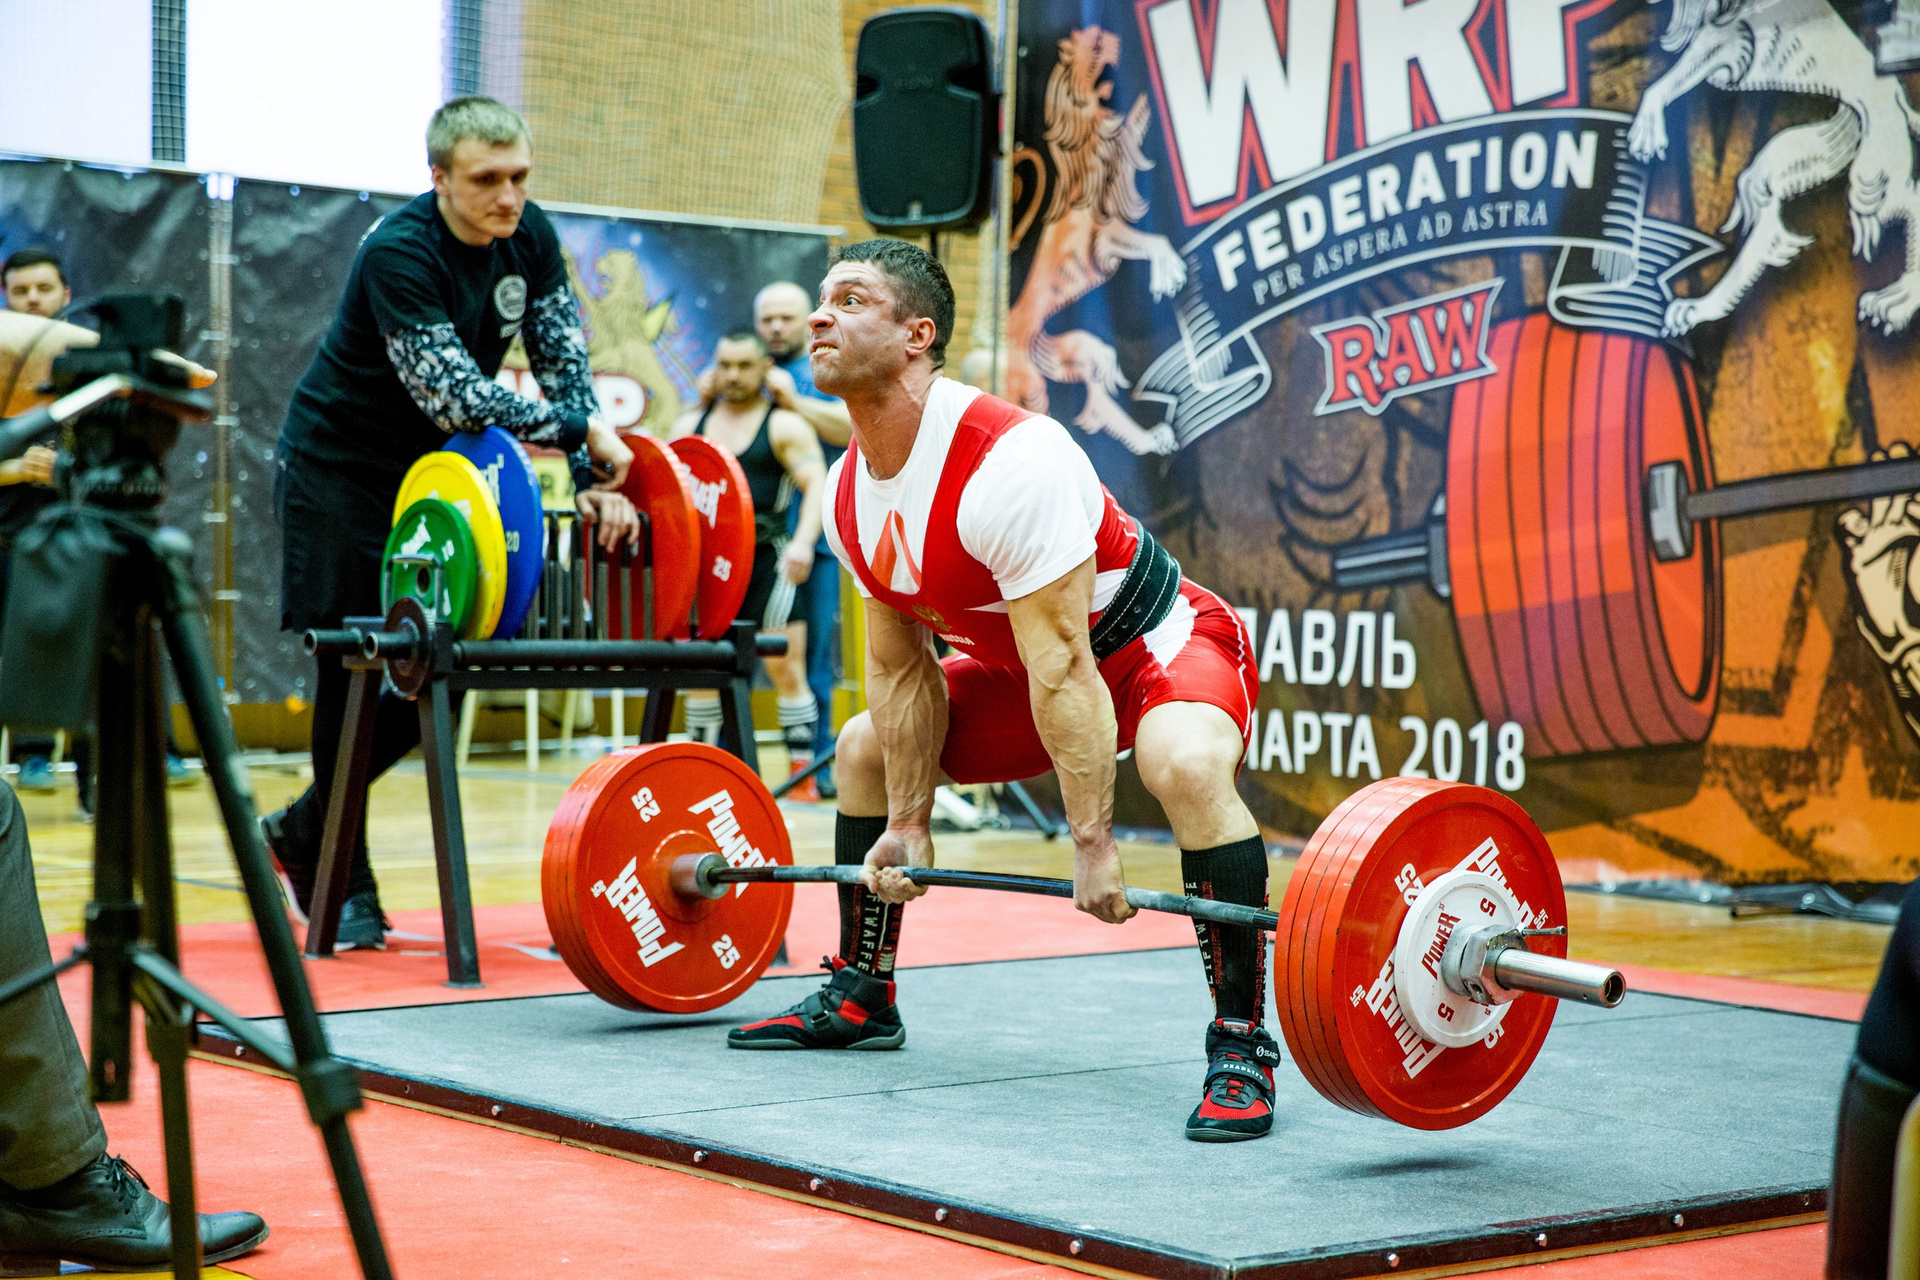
[2,248,64,287]
[832,239,955,368]
[717,328,768,356]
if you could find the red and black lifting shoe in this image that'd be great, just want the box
[727,958,906,1050]
[1185,1017,1279,1142]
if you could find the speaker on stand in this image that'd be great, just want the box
[852,7,1001,257]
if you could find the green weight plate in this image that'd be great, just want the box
[382,496,479,636]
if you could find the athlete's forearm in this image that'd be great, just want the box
[1027,644,1118,851]
[866,608,946,831]
[1007,560,1116,853]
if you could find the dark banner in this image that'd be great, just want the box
[1010,1,1920,883]
[1,160,830,706]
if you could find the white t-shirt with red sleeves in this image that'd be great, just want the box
[823,377,1131,611]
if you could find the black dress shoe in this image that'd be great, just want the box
[336,888,390,952]
[0,1153,268,1274]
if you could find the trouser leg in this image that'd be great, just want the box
[284,657,421,892]
[0,781,105,1191]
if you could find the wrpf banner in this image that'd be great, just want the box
[1007,0,1920,884]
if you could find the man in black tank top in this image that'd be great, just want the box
[671,331,827,775]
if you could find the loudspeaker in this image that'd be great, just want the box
[853,8,998,233]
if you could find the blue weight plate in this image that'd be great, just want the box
[448,427,546,638]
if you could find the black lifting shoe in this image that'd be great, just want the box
[0,1153,268,1274]
[1185,1017,1281,1142]
[728,957,905,1050]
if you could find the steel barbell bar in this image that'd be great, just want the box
[667,854,1625,1009]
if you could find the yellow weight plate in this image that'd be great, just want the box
[394,451,507,639]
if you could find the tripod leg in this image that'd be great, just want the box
[126,610,202,1280]
[419,680,481,987]
[308,666,379,958]
[86,578,158,1103]
[145,994,201,1280]
[150,532,393,1280]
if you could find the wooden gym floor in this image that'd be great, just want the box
[18,749,1891,1278]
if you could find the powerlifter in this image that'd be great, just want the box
[726,241,1275,1143]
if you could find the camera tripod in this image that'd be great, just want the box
[0,297,391,1278]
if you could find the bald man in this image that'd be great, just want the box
[757,281,851,794]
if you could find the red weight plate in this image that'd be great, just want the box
[1306,781,1454,1115]
[669,436,757,639]
[541,742,794,1012]
[616,434,701,639]
[1275,803,1346,1108]
[1316,781,1567,1129]
[1300,786,1421,1114]
[1446,316,1720,757]
[1276,787,1403,1113]
[542,752,641,1006]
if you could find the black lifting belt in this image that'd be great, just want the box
[1089,521,1183,661]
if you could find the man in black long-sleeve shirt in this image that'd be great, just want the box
[267,96,637,948]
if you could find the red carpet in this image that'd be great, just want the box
[49,887,1203,1019]
[80,1054,1076,1279]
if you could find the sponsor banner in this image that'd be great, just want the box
[1009,0,1920,883]
[0,158,827,703]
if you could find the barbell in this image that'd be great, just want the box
[540,741,1626,1131]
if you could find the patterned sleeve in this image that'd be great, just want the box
[520,285,599,489]
[382,323,590,454]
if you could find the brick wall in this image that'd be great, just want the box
[817,0,999,363]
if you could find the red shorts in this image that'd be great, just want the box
[937,581,1257,784]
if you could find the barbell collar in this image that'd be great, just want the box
[1488,946,1624,1008]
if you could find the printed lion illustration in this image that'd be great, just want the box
[1006,26,1186,455]
[568,249,682,435]
[1628,0,1920,335]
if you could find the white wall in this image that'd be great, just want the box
[184,0,443,193]
[0,0,153,166]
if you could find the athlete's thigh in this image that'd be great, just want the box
[938,655,1053,784]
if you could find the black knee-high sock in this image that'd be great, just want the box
[835,813,900,977]
[1182,836,1269,1024]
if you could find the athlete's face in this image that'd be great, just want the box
[4,264,68,318]
[433,138,531,246]
[713,338,770,404]
[754,284,811,361]
[808,263,932,396]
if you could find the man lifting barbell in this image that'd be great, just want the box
[719,240,1275,1143]
[265,96,640,950]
